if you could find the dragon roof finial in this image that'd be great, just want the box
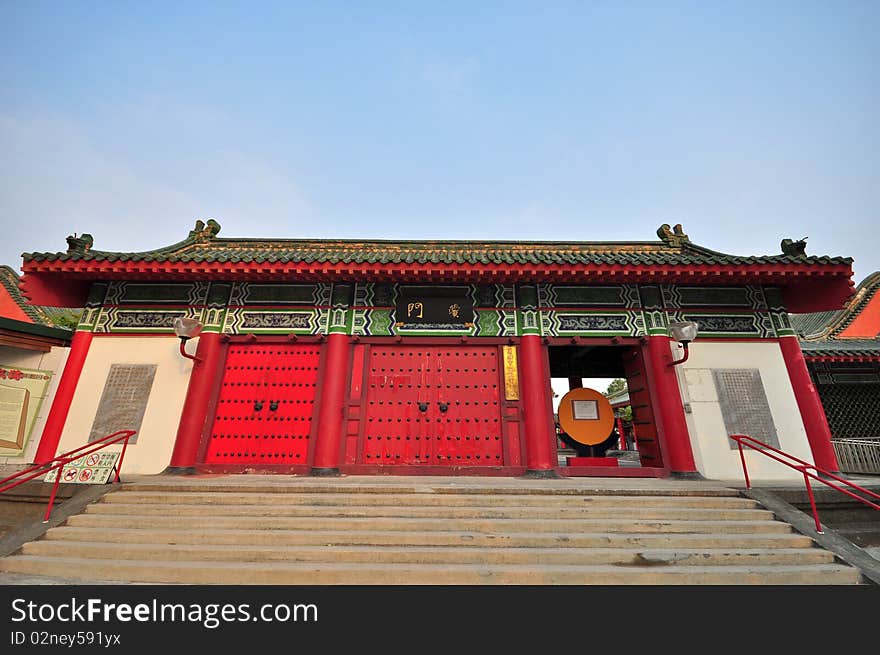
[657,223,689,246]
[65,233,93,254]
[781,237,808,256]
[189,218,222,242]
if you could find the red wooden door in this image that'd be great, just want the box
[622,345,664,468]
[362,345,504,466]
[204,343,321,465]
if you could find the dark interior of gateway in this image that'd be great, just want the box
[548,345,644,467]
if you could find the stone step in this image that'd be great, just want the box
[64,513,794,534]
[103,491,759,509]
[85,502,774,522]
[42,526,816,549]
[0,556,861,585]
[118,482,742,497]
[20,540,837,566]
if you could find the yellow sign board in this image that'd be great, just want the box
[502,346,519,400]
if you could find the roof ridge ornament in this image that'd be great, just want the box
[189,218,222,242]
[656,223,689,246]
[65,233,93,254]
[781,237,808,256]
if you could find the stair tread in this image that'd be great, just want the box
[1,555,856,573]
[26,541,827,555]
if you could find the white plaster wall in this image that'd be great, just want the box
[673,340,811,482]
[56,337,193,475]
[0,345,70,465]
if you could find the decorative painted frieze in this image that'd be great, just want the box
[538,284,640,308]
[541,311,646,337]
[96,309,198,333]
[328,283,354,335]
[78,281,788,339]
[669,312,771,338]
[769,311,796,337]
[660,285,767,310]
[103,282,209,306]
[228,283,330,306]
[76,282,106,331]
[643,311,669,337]
[222,308,326,335]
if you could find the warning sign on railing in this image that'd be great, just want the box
[43,451,120,484]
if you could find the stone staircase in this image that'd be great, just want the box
[0,477,865,584]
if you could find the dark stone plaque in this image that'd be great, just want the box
[88,364,157,444]
[396,286,473,327]
[713,369,779,449]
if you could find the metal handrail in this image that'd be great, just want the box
[0,430,136,522]
[730,433,880,534]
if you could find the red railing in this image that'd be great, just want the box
[0,430,136,523]
[730,433,880,534]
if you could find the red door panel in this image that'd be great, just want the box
[205,344,321,465]
[362,346,504,466]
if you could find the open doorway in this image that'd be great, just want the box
[548,343,651,471]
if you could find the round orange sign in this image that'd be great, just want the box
[557,387,615,445]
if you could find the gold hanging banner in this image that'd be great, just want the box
[502,345,519,400]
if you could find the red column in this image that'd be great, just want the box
[645,336,698,475]
[778,336,838,471]
[34,331,93,464]
[311,333,351,475]
[520,335,557,476]
[167,332,223,473]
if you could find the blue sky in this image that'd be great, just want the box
[1,1,877,284]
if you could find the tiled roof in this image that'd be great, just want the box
[790,310,842,338]
[21,221,853,268]
[0,265,55,325]
[799,339,880,357]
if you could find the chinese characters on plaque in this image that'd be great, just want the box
[395,287,474,328]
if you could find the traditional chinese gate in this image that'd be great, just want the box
[361,345,505,466]
[203,343,321,465]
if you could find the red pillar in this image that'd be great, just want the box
[311,333,351,475]
[167,332,223,472]
[34,331,93,464]
[645,336,698,476]
[520,335,557,476]
[778,336,839,471]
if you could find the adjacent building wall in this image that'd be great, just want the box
[55,336,193,475]
[675,340,811,481]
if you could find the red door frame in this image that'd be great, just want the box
[545,336,671,478]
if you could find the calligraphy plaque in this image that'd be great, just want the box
[395,286,474,327]
[502,345,519,400]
